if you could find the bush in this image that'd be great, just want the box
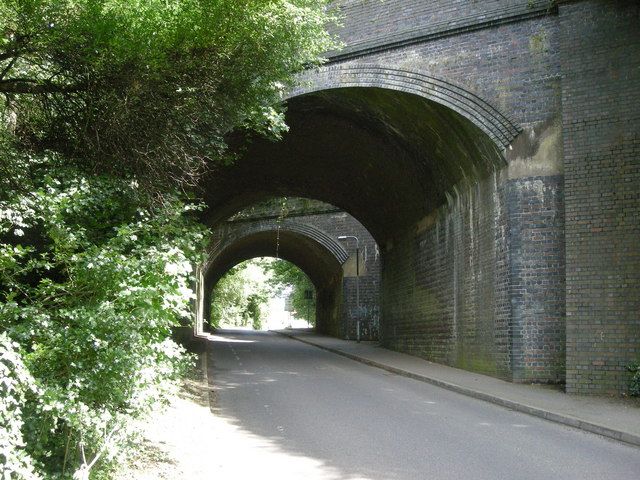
[0,155,207,478]
[0,2,338,476]
[0,334,41,479]
[210,261,268,330]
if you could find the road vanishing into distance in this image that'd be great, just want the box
[207,330,640,480]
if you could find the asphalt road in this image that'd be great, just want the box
[207,330,640,480]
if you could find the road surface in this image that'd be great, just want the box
[207,330,640,480]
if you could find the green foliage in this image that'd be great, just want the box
[262,258,315,325]
[0,334,41,479]
[0,0,339,193]
[210,257,315,330]
[210,261,269,330]
[245,294,265,331]
[628,362,640,397]
[0,3,338,477]
[0,154,207,479]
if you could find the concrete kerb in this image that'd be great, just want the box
[275,330,640,448]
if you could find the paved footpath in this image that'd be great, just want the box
[275,328,640,447]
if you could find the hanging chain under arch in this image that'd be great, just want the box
[275,197,288,259]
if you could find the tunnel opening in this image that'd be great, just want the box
[197,78,565,384]
[201,86,506,246]
[198,196,381,340]
[209,258,317,332]
[202,228,344,336]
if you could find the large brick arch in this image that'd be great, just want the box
[195,201,381,339]
[192,0,640,395]
[197,74,564,385]
[289,64,522,149]
[203,82,509,242]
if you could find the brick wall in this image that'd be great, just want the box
[382,170,565,383]
[559,0,640,394]
[330,0,554,55]
[323,0,568,383]
[285,210,381,340]
[507,175,565,382]
[382,175,511,377]
[334,11,561,131]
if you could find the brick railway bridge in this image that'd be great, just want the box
[193,0,639,396]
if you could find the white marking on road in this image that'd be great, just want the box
[479,422,492,426]
[512,424,529,428]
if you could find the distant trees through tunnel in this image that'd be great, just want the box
[209,258,316,331]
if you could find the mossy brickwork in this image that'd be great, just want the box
[382,172,565,383]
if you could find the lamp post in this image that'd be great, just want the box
[338,235,360,342]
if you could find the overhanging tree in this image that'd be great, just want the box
[0,1,338,478]
[0,0,337,192]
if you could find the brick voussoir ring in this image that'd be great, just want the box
[203,219,350,276]
[289,64,522,150]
